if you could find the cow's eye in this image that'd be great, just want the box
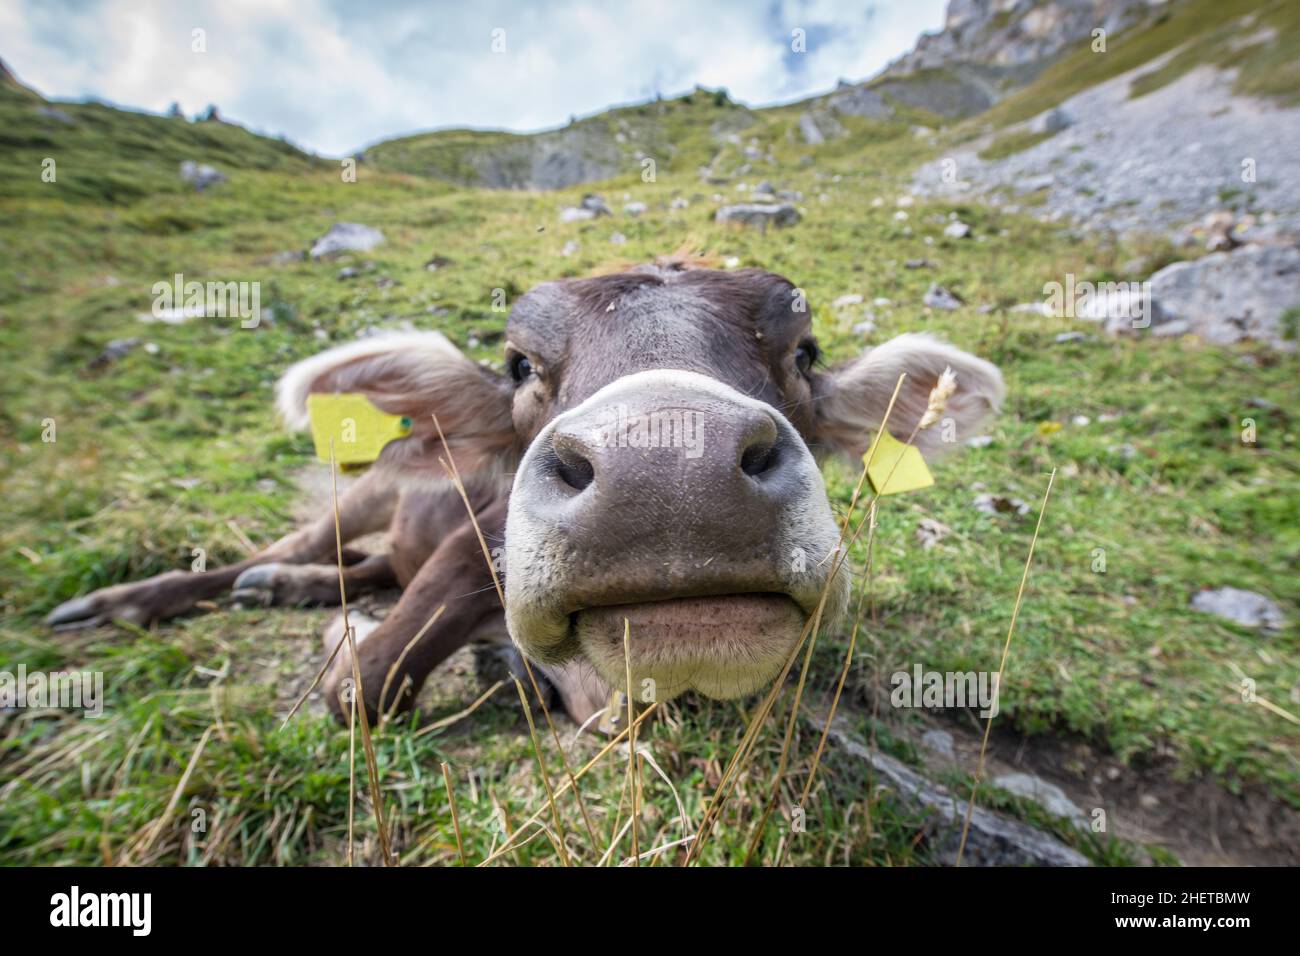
[795,340,819,376]
[508,352,534,383]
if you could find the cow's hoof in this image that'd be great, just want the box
[46,589,149,631]
[233,563,339,608]
[231,563,283,607]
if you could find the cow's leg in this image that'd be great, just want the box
[46,471,397,629]
[321,501,506,722]
[231,553,397,608]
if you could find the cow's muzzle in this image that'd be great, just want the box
[504,370,849,701]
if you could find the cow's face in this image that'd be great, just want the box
[278,260,1004,704]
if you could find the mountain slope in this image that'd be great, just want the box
[0,59,316,205]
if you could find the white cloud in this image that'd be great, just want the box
[0,0,946,155]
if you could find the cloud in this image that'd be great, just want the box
[0,0,946,155]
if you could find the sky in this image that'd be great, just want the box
[0,0,947,156]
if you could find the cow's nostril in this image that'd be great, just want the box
[552,439,595,491]
[740,441,780,478]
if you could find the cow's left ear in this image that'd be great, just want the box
[813,333,1004,460]
[276,331,519,480]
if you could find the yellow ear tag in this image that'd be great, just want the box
[864,429,934,496]
[307,393,413,472]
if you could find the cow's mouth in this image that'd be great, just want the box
[572,593,807,700]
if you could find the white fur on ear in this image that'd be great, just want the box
[817,332,1005,458]
[274,331,466,431]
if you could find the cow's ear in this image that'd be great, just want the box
[276,332,518,479]
[813,333,1004,460]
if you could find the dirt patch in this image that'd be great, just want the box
[876,700,1300,866]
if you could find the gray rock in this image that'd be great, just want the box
[992,772,1087,826]
[1029,107,1071,135]
[1055,331,1089,343]
[832,293,864,309]
[1144,244,1300,349]
[916,517,951,550]
[1190,587,1286,630]
[89,337,141,368]
[923,283,963,310]
[580,194,612,216]
[559,206,596,223]
[179,160,226,191]
[310,222,384,259]
[921,728,956,758]
[609,232,627,245]
[1108,442,1138,460]
[623,201,647,217]
[715,203,801,230]
[944,220,972,239]
[818,715,1090,866]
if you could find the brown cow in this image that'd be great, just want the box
[47,258,1003,725]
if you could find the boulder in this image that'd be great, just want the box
[715,203,801,230]
[179,160,226,191]
[817,714,1090,866]
[1190,586,1286,630]
[1144,244,1300,348]
[309,222,385,259]
[1029,107,1071,135]
[923,283,963,310]
[992,772,1088,827]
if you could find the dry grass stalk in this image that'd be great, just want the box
[378,603,447,724]
[123,724,214,864]
[441,761,468,866]
[431,413,600,852]
[329,441,394,866]
[687,373,909,864]
[413,679,507,738]
[917,366,957,431]
[623,619,640,866]
[955,467,1057,866]
[513,676,572,866]
[476,701,660,866]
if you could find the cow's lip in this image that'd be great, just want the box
[571,592,801,629]
[570,593,807,699]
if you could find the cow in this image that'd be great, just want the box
[46,257,1004,726]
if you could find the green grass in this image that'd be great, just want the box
[1,4,1298,866]
[978,128,1057,160]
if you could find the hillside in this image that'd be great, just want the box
[0,0,1297,868]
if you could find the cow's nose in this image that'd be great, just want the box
[542,393,788,501]
[535,392,790,515]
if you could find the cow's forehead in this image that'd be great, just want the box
[506,266,811,409]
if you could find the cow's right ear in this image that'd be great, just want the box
[276,331,519,480]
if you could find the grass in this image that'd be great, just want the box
[1,2,1298,865]
[977,128,1057,161]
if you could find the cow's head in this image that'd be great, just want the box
[279,259,1003,703]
